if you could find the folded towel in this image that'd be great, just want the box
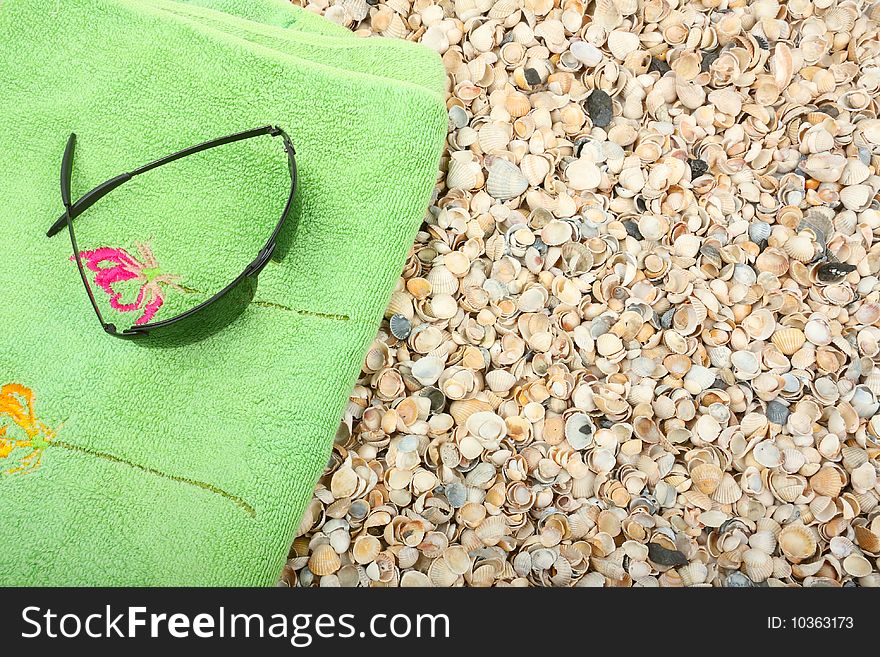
[160,0,447,94]
[0,0,446,585]
[184,0,353,36]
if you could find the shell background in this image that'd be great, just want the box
[279,0,880,588]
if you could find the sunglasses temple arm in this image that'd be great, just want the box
[60,133,76,208]
[47,172,133,237]
[48,125,278,238]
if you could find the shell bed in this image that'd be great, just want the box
[280,0,880,588]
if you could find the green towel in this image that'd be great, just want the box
[159,0,447,94]
[0,0,446,585]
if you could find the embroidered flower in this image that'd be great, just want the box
[0,384,57,475]
[74,242,183,325]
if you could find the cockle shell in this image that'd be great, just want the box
[742,548,774,582]
[486,158,529,199]
[309,544,342,576]
[778,524,817,563]
[771,328,806,356]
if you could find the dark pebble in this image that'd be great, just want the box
[648,58,671,75]
[647,542,689,567]
[754,34,769,50]
[816,261,857,283]
[524,68,542,86]
[623,220,643,240]
[586,89,613,128]
[700,48,720,73]
[688,157,709,179]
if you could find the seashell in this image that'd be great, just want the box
[505,91,532,118]
[446,153,483,191]
[782,234,817,262]
[565,413,595,449]
[753,441,782,468]
[427,555,459,587]
[854,526,880,555]
[570,40,603,67]
[541,219,574,246]
[466,411,508,443]
[840,184,873,212]
[840,158,871,186]
[748,221,771,243]
[478,123,510,154]
[411,356,445,386]
[810,467,843,498]
[766,401,790,426]
[521,153,551,186]
[749,530,777,555]
[426,265,459,295]
[486,369,517,393]
[742,548,774,582]
[352,535,382,564]
[755,248,790,276]
[607,30,640,61]
[771,328,806,356]
[842,554,873,578]
[486,158,529,200]
[770,473,806,503]
[742,309,776,341]
[711,473,742,505]
[389,313,412,340]
[690,462,722,495]
[801,153,846,182]
[308,544,342,576]
[566,158,602,191]
[450,399,493,426]
[778,523,817,563]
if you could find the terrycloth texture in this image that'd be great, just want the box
[0,0,446,585]
[162,0,447,93]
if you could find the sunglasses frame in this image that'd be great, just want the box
[49,125,297,339]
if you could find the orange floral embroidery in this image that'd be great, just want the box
[0,383,58,475]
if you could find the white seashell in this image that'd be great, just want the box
[486,369,517,393]
[840,158,871,186]
[411,356,445,386]
[566,158,602,190]
[478,123,510,154]
[570,41,602,67]
[800,153,846,182]
[426,265,459,295]
[565,413,595,449]
[840,184,873,211]
[446,152,483,190]
[607,30,639,60]
[541,220,574,246]
[520,153,550,186]
[486,158,529,200]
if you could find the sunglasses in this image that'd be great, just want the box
[48,125,297,344]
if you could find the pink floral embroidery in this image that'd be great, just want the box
[74,242,183,325]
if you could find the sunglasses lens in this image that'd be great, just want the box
[128,273,258,346]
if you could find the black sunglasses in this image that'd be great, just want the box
[48,125,297,344]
